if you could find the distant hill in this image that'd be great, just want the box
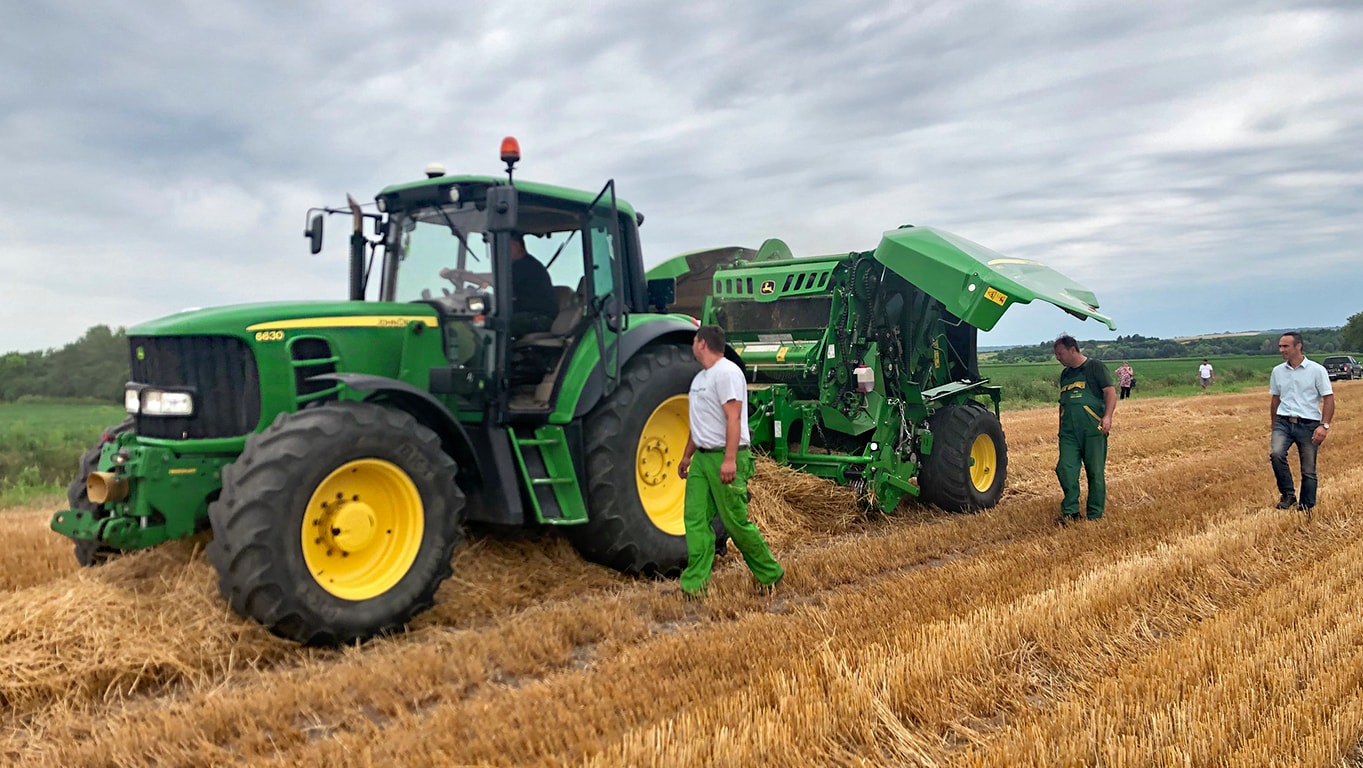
[1172,331,1261,342]
[987,327,1344,364]
[1172,328,1300,342]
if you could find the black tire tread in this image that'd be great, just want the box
[919,401,1008,513]
[568,344,697,577]
[205,402,464,646]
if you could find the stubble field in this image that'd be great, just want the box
[1,384,1361,766]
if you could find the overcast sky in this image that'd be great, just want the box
[2,0,1360,354]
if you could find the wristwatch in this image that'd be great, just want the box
[1322,423,1330,430]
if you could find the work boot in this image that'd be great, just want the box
[1055,514,1079,527]
[1275,494,1297,510]
[715,537,729,558]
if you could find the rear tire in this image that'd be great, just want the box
[65,419,134,566]
[206,402,464,646]
[919,401,1007,512]
[568,343,700,576]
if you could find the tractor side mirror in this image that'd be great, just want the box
[646,277,675,313]
[305,213,324,254]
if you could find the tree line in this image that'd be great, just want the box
[1,326,130,403]
[3,313,1361,403]
[992,313,1363,364]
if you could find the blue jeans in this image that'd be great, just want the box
[1270,419,1319,506]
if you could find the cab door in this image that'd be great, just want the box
[585,181,626,396]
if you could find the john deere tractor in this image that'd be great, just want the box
[52,140,1113,645]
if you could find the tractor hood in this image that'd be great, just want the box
[129,301,439,337]
[873,226,1115,332]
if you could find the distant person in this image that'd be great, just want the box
[676,325,783,598]
[1053,334,1117,524]
[1115,361,1134,400]
[1198,359,1214,392]
[1269,332,1334,513]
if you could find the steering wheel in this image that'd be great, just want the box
[440,267,492,289]
[421,282,484,314]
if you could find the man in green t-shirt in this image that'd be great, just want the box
[1053,334,1118,523]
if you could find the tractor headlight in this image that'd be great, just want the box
[126,386,195,417]
[467,296,486,314]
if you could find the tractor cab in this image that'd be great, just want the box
[318,141,646,422]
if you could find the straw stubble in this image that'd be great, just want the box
[0,384,1360,766]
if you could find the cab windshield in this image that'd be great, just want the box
[386,204,493,308]
[383,198,608,319]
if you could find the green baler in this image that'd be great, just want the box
[649,226,1115,512]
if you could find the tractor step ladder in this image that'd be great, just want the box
[508,425,588,525]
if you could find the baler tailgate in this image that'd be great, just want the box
[874,226,1116,332]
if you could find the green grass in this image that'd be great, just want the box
[981,355,1282,410]
[0,400,125,509]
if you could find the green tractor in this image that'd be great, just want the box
[52,140,1114,645]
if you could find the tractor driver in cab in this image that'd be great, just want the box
[507,233,557,338]
[440,232,557,339]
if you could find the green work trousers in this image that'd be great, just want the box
[1056,418,1107,520]
[679,450,783,595]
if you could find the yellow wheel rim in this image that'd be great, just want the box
[636,395,689,536]
[969,433,998,493]
[301,458,424,600]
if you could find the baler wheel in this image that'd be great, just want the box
[568,343,700,576]
[65,418,134,566]
[206,402,464,646]
[919,402,1007,512]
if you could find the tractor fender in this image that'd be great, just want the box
[308,373,522,524]
[572,318,747,419]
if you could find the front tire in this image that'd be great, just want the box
[65,419,134,566]
[919,401,1008,512]
[206,402,464,645]
[567,343,700,576]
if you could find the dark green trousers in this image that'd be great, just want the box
[1057,424,1107,519]
[680,450,783,595]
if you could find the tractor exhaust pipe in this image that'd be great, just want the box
[87,472,129,504]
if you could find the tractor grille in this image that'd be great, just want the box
[129,335,261,439]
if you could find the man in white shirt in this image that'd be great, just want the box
[1268,332,1334,512]
[676,325,783,598]
[1198,359,1214,391]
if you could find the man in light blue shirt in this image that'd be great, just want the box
[1268,331,1335,512]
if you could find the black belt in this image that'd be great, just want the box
[1277,415,1319,424]
[696,445,750,454]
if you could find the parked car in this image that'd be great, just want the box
[1323,355,1362,380]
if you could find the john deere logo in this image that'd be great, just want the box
[760,280,776,295]
[136,347,145,361]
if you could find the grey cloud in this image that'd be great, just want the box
[2,0,1361,352]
